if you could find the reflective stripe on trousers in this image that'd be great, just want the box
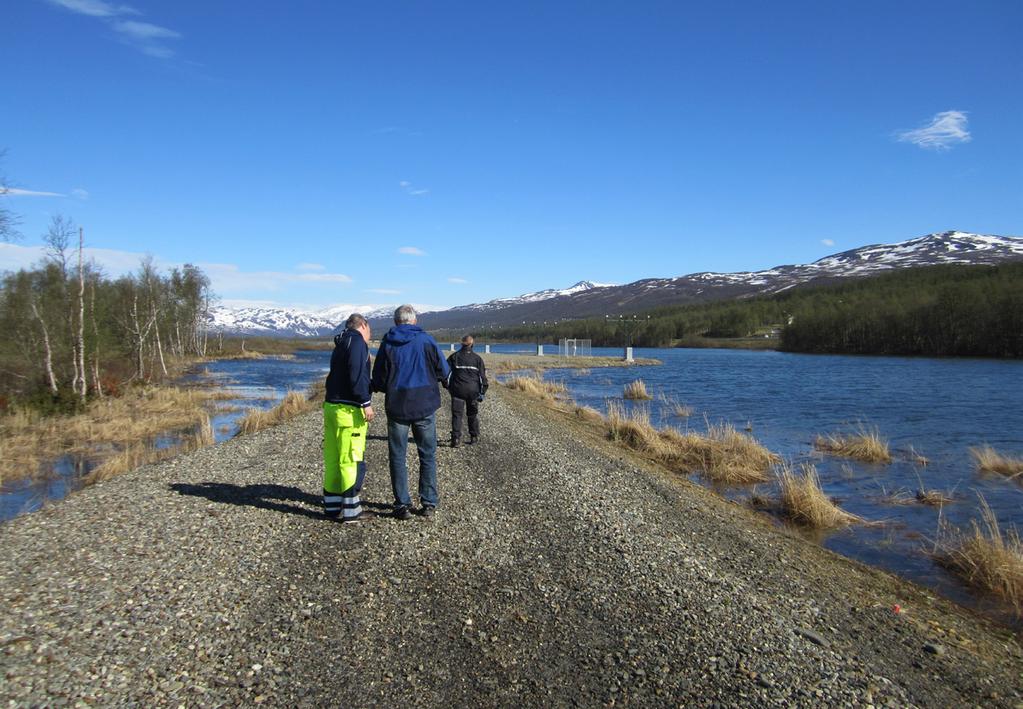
[323,402,368,518]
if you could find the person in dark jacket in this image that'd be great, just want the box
[323,313,375,523]
[370,305,450,519]
[445,335,488,447]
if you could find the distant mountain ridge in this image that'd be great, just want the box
[410,231,1022,331]
[209,231,1022,336]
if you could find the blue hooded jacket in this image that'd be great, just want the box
[371,324,450,421]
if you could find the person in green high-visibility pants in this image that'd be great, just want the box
[323,314,375,522]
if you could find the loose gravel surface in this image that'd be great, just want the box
[2,387,1022,707]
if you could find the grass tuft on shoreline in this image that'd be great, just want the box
[969,445,1023,478]
[623,379,653,400]
[238,390,317,435]
[778,463,861,528]
[934,496,1023,613]
[503,375,568,399]
[606,401,778,484]
[814,426,892,464]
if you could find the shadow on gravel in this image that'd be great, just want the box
[169,482,391,519]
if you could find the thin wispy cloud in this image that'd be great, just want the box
[821,238,835,247]
[398,246,426,256]
[1,187,64,197]
[296,262,326,272]
[0,243,352,295]
[366,288,402,295]
[44,0,182,59]
[46,0,138,17]
[896,110,971,151]
[447,277,468,284]
[71,188,89,200]
[399,180,429,196]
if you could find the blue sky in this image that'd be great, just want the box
[2,0,1021,312]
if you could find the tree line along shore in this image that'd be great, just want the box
[482,263,1023,358]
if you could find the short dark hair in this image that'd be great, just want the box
[461,335,474,347]
[346,313,368,330]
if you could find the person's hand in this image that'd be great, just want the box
[364,405,376,422]
[477,393,485,403]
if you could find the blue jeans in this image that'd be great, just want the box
[387,413,438,508]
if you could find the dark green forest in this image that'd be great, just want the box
[485,263,1023,358]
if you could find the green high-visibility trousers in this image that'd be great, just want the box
[323,402,368,517]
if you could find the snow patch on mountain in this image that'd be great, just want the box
[454,280,615,312]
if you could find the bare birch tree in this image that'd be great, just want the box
[73,227,87,401]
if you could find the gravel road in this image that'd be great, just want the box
[2,386,1021,707]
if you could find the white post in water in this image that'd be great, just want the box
[450,343,456,352]
[624,346,634,362]
[536,344,544,356]
[484,344,491,354]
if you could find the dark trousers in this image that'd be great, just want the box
[450,396,479,440]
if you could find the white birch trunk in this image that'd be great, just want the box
[31,302,59,395]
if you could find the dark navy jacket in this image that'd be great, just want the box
[371,324,450,421]
[324,329,372,408]
[446,346,489,400]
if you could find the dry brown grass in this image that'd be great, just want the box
[606,402,778,484]
[970,445,1023,478]
[623,379,653,400]
[658,393,692,418]
[573,405,605,423]
[662,423,778,484]
[934,496,1023,613]
[0,386,217,485]
[814,426,892,464]
[224,349,266,360]
[502,375,568,399]
[916,488,955,506]
[84,413,214,485]
[878,486,915,506]
[237,391,316,435]
[606,401,660,449]
[778,463,862,528]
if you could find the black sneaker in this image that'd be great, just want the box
[420,505,435,518]
[450,437,461,448]
[394,505,413,521]
[469,435,479,445]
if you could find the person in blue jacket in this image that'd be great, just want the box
[323,313,375,523]
[371,305,450,519]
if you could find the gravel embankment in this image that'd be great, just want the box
[2,387,1021,707]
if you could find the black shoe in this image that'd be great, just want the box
[420,505,435,518]
[469,435,479,445]
[394,505,413,520]
[450,437,461,448]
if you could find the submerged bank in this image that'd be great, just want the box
[0,386,1020,705]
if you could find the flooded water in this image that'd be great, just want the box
[0,350,332,521]
[5,341,1023,623]
[185,350,331,444]
[520,345,1023,623]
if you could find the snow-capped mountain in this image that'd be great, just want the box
[208,303,440,337]
[207,306,339,337]
[454,281,615,312]
[210,231,1022,336]
[410,231,1022,331]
